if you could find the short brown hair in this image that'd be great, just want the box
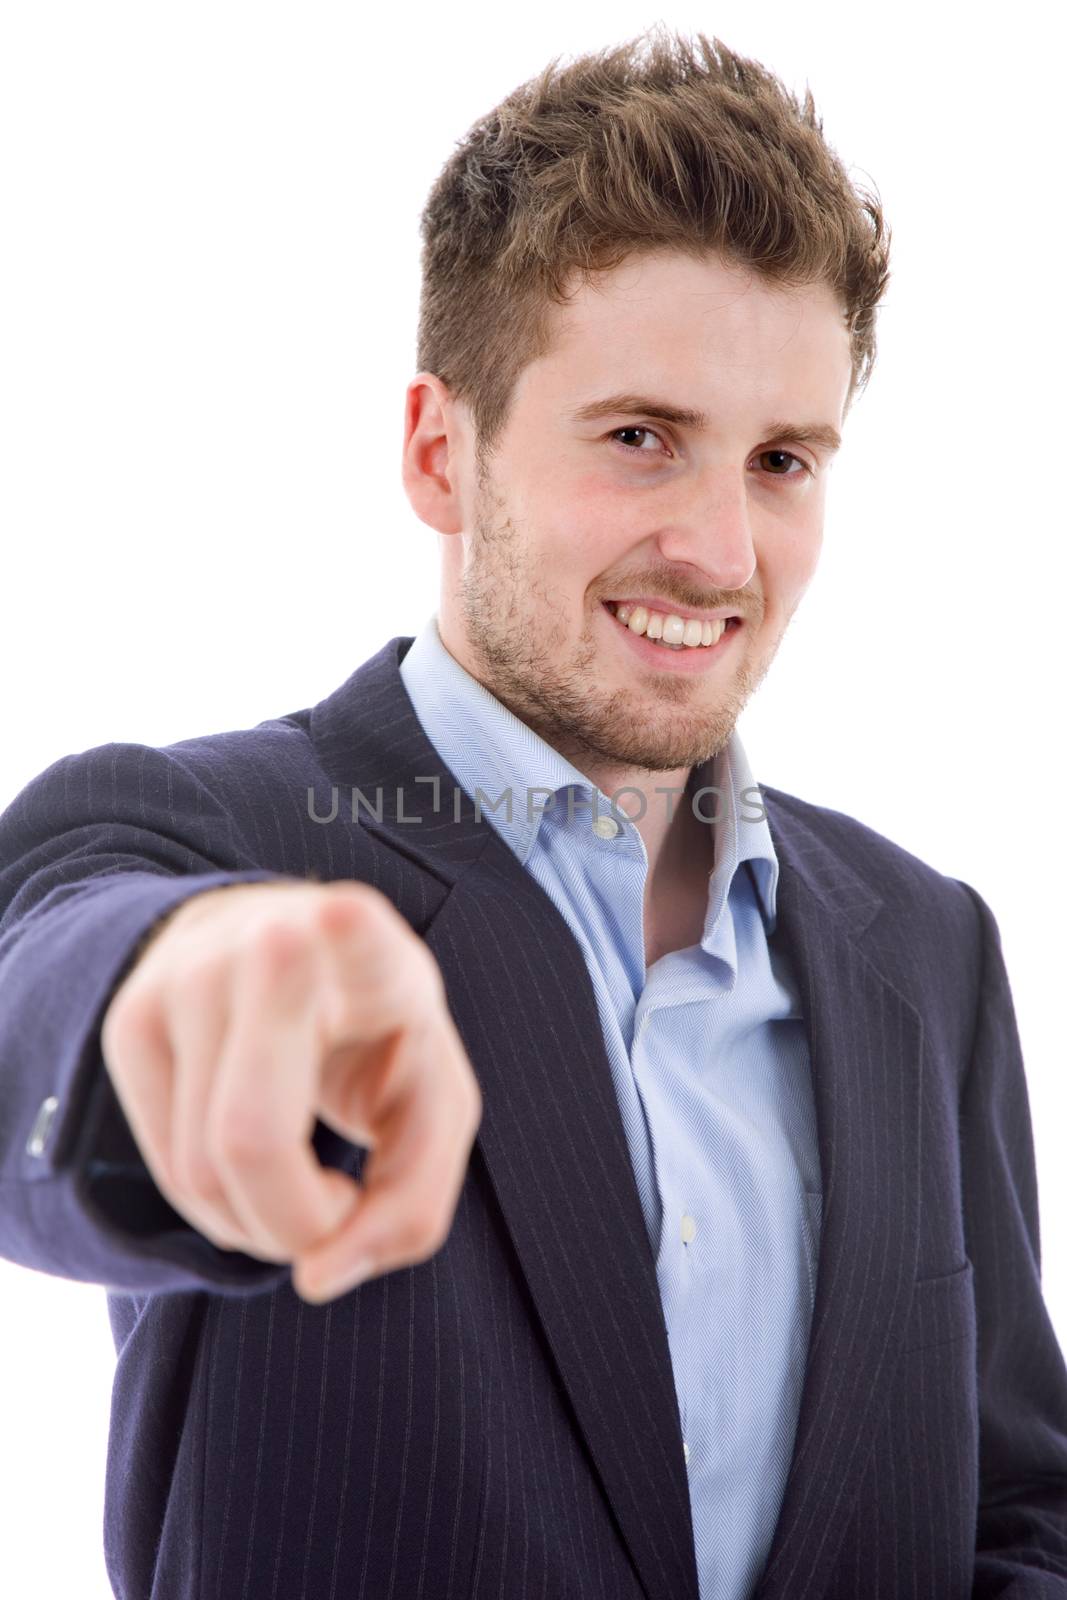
[416,25,891,467]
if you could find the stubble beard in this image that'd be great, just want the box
[456,471,778,775]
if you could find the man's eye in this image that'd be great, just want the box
[609,428,813,479]
[611,426,664,454]
[756,449,812,479]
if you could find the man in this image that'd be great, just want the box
[1,25,1065,1600]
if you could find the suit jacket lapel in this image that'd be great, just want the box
[750,791,924,1600]
[425,838,702,1600]
[309,639,924,1600]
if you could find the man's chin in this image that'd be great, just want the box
[566,710,742,774]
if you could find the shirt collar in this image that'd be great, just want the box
[399,611,780,934]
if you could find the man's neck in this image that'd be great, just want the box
[577,758,718,965]
[578,758,710,878]
[641,775,718,963]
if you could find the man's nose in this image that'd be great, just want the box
[652,480,758,593]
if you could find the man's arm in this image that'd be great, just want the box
[958,881,1067,1595]
[0,740,296,1295]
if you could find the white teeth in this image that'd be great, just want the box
[609,602,728,649]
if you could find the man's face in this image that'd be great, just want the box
[436,248,854,776]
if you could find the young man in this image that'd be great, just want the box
[1,26,1065,1600]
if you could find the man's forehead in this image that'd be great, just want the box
[544,265,846,368]
[522,278,851,422]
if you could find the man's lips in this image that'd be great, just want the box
[600,600,742,671]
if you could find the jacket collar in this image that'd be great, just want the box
[309,634,877,932]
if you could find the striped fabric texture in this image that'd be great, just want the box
[399,612,823,1600]
[0,631,1065,1599]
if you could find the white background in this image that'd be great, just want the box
[1,2,1064,1593]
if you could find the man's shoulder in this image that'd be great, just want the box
[162,704,319,782]
[759,780,979,934]
[0,704,328,872]
[58,703,319,798]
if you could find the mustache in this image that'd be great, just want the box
[597,581,763,622]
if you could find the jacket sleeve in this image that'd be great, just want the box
[958,882,1067,1596]
[0,739,311,1297]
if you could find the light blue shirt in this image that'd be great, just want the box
[400,613,822,1600]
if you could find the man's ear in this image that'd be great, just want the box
[401,374,466,536]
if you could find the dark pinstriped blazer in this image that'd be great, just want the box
[1,634,1066,1600]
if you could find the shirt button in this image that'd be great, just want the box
[591,815,620,840]
[680,1214,697,1244]
[683,1440,690,1465]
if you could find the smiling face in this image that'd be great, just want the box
[409,248,854,784]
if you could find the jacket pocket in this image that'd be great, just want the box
[901,1257,975,1353]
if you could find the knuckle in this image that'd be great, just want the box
[256,917,311,968]
[235,915,311,979]
[315,883,389,941]
[211,1107,285,1166]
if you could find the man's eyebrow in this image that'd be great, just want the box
[566,392,843,455]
